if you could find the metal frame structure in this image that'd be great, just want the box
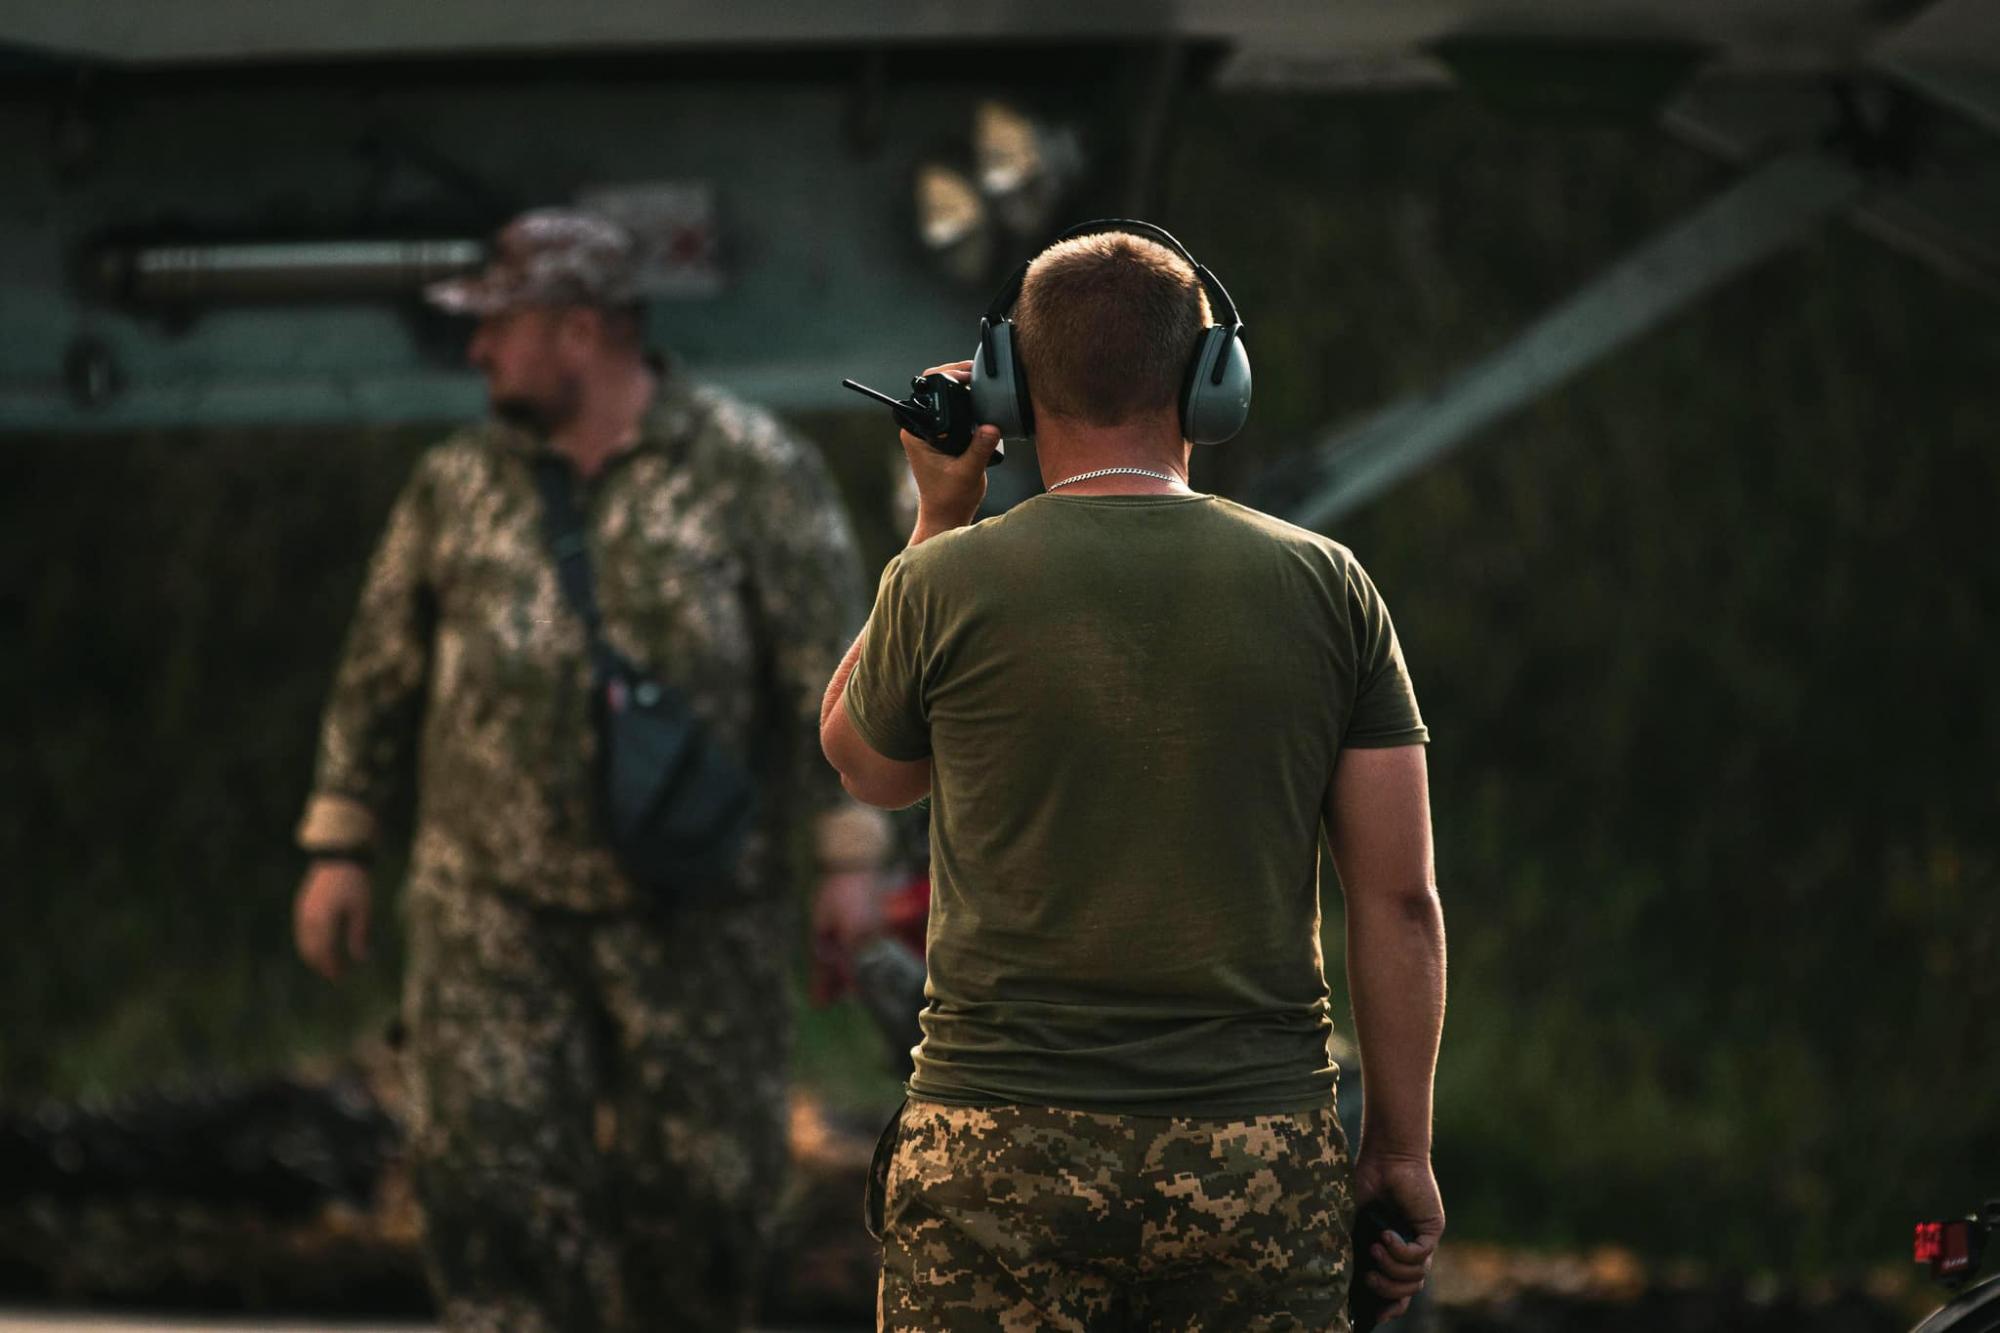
[0,0,1993,485]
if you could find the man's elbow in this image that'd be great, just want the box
[817,719,845,776]
[1352,880,1445,931]
[837,768,927,810]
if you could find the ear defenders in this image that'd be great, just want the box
[969,218,1252,446]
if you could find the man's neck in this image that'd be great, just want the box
[1036,409,1194,496]
[550,359,657,479]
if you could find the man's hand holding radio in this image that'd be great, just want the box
[903,360,1003,545]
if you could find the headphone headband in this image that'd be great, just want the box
[981,217,1241,331]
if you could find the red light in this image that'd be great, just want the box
[1917,1222,1944,1265]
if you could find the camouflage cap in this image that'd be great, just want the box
[425,208,640,315]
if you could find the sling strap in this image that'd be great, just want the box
[530,456,626,682]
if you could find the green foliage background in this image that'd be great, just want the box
[1169,95,2000,1273]
[3,93,1994,1276]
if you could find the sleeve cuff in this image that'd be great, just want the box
[1342,725,1431,749]
[840,689,932,763]
[296,793,380,852]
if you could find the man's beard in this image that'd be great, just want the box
[491,380,581,436]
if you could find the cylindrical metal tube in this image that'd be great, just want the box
[97,239,485,303]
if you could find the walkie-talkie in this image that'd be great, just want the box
[841,373,1003,466]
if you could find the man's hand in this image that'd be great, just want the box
[810,868,885,1004]
[1352,1149,1445,1324]
[294,859,373,981]
[902,360,1003,542]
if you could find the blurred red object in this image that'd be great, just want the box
[880,869,931,956]
[811,869,930,1005]
[1916,1218,1980,1280]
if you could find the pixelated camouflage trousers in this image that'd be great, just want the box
[402,876,794,1333]
[870,1097,1356,1332]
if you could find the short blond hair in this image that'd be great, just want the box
[1013,232,1212,427]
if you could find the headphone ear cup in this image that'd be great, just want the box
[1181,327,1253,446]
[971,320,1034,440]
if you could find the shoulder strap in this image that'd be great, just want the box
[530,457,623,680]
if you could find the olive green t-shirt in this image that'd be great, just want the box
[842,492,1427,1117]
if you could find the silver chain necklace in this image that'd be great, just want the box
[1045,466,1181,491]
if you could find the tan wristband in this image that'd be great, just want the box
[296,793,379,855]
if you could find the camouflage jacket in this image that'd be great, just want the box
[298,371,874,912]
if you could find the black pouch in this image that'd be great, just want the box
[863,1098,908,1242]
[534,458,757,900]
[598,662,757,893]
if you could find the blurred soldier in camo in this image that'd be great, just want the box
[290,208,893,1333]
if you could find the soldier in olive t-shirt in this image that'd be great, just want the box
[827,230,1444,1331]
[842,489,1427,1118]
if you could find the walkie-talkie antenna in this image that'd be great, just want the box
[841,379,904,410]
[841,377,942,444]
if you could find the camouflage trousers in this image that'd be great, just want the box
[402,876,793,1333]
[870,1097,1356,1332]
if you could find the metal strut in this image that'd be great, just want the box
[1271,147,1868,531]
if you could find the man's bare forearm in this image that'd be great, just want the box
[1346,884,1446,1157]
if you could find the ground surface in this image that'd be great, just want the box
[0,1318,854,1333]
